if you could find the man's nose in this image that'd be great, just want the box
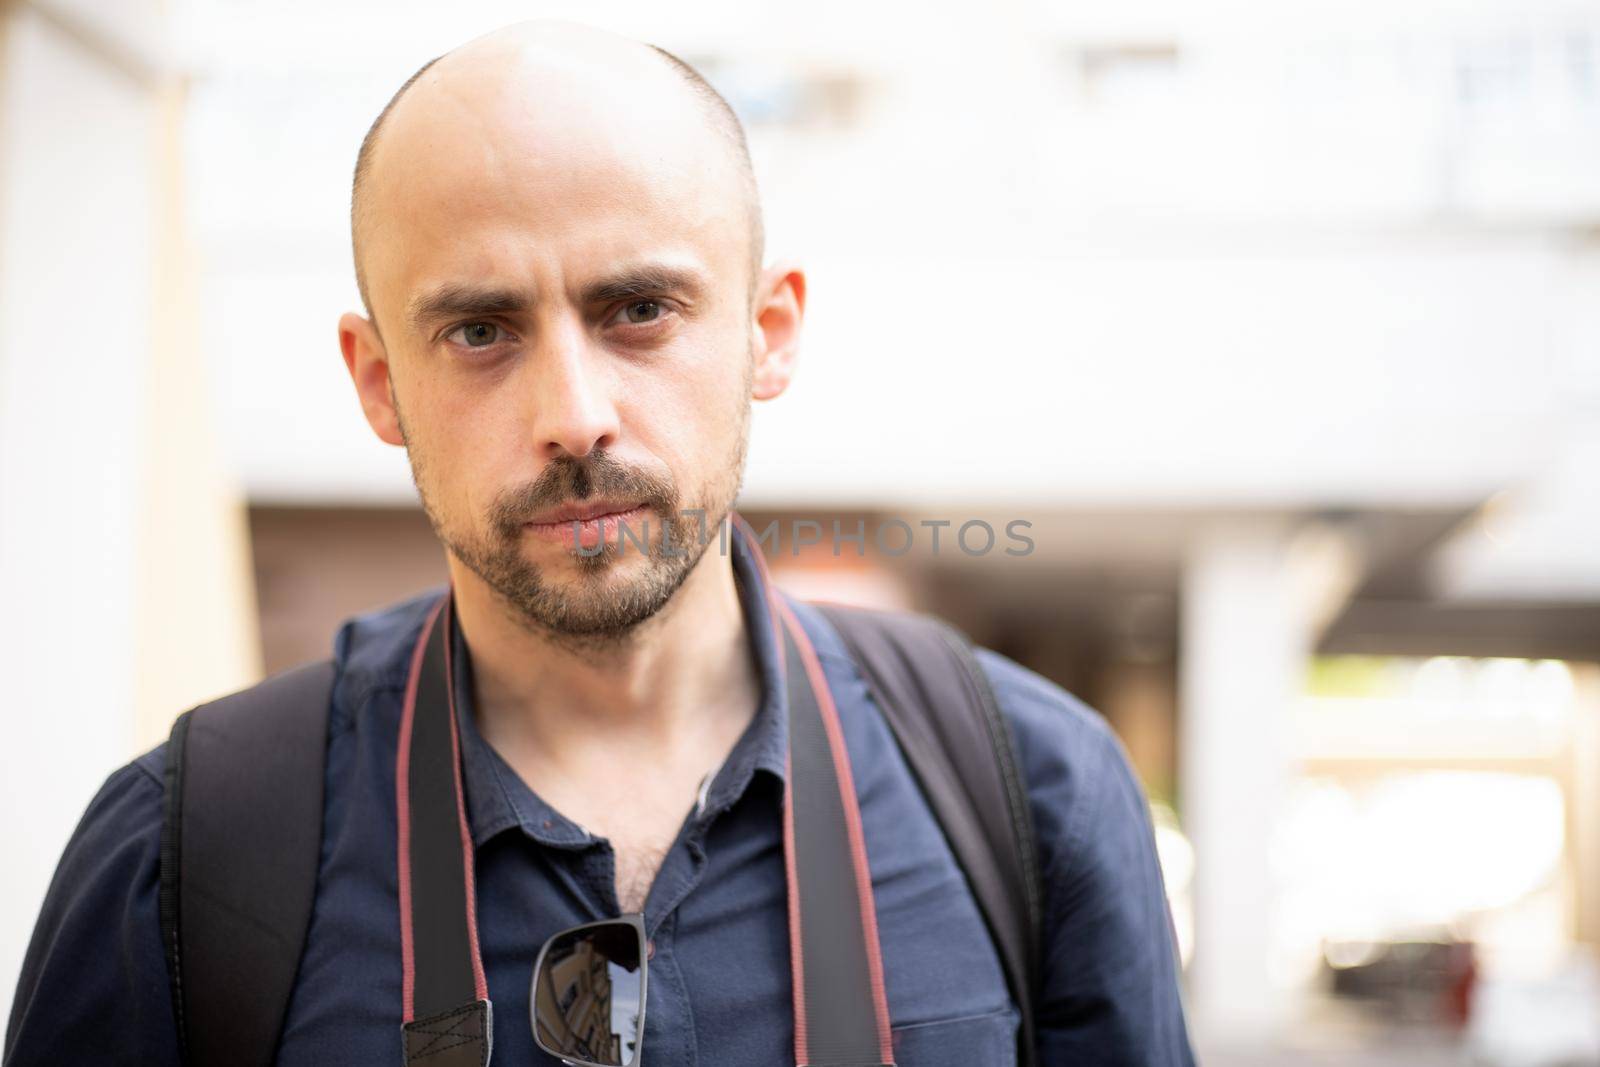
[526,318,620,461]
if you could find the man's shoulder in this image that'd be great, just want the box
[108,737,166,790]
[969,645,1129,782]
[8,746,189,1062]
[99,585,450,827]
[62,740,169,855]
[48,744,170,881]
[793,595,1162,940]
[330,584,448,695]
[788,596,1125,777]
[971,643,1150,841]
[131,739,169,788]
[792,597,1143,843]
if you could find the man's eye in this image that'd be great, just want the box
[618,300,661,325]
[447,322,503,347]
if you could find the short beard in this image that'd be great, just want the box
[455,455,709,654]
[396,383,750,654]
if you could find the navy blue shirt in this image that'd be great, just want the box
[5,531,1194,1065]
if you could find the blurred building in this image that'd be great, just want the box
[4,1,1600,1063]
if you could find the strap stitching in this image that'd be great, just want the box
[405,1005,487,1064]
[159,710,192,1064]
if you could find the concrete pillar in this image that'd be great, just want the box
[132,73,261,750]
[1179,520,1333,1044]
[1570,663,1600,948]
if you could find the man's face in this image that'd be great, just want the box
[347,42,775,641]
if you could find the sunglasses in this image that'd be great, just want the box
[531,914,649,1067]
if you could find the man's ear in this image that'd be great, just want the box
[750,264,805,401]
[339,311,404,446]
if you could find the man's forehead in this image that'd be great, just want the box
[364,153,742,325]
[359,26,747,317]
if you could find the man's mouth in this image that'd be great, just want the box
[522,501,651,550]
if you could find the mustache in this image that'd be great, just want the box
[489,450,678,538]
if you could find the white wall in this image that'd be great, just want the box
[174,1,1600,513]
[0,2,159,1016]
[0,1,261,1018]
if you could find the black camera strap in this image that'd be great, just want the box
[395,519,896,1067]
[396,594,492,1066]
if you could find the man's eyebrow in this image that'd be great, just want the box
[581,264,710,306]
[406,285,531,333]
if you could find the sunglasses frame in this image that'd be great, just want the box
[529,913,650,1067]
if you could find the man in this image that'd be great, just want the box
[4,21,1194,1067]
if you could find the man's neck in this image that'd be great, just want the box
[446,547,761,771]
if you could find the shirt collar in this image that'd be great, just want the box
[451,515,790,850]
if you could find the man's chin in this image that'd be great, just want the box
[512,562,692,640]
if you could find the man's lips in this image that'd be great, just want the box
[523,500,645,527]
[522,502,651,549]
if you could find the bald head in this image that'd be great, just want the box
[350,22,764,319]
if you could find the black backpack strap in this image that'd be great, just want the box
[813,603,1042,1067]
[159,658,337,1067]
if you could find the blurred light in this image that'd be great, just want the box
[1151,803,1195,968]
[1414,655,1471,702]
[1323,939,1384,970]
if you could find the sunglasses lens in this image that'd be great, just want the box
[531,920,646,1066]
